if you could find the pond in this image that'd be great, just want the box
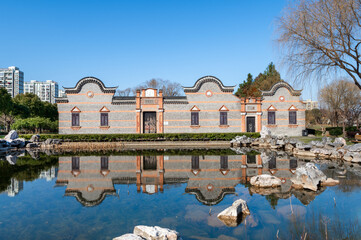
[0,149,360,240]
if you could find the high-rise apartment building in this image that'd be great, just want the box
[0,66,24,97]
[305,99,319,110]
[58,89,66,98]
[4,178,23,197]
[24,80,59,103]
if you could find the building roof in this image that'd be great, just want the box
[183,76,235,93]
[261,81,302,96]
[112,96,136,105]
[63,77,118,94]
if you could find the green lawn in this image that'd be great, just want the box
[294,135,355,145]
[294,136,324,143]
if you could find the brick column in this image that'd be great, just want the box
[241,98,246,132]
[136,90,141,133]
[158,90,164,133]
[257,98,262,132]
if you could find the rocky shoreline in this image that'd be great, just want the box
[230,127,361,163]
[0,130,63,153]
[2,128,361,163]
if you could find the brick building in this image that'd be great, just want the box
[56,76,305,136]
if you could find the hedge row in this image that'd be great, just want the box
[19,132,260,142]
[325,126,360,136]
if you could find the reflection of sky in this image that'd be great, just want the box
[0,171,360,239]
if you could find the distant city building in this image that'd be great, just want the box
[58,89,66,98]
[39,167,58,181]
[305,99,318,110]
[25,80,59,103]
[0,66,24,97]
[4,178,23,197]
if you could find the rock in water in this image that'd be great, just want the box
[133,226,181,240]
[4,130,18,141]
[321,178,340,186]
[250,174,282,188]
[217,198,250,227]
[113,234,145,240]
[290,163,327,191]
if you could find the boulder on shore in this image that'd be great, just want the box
[217,198,250,227]
[30,134,40,143]
[250,174,282,188]
[133,226,181,240]
[4,130,18,141]
[334,137,347,147]
[348,143,361,152]
[290,163,327,191]
[260,126,271,138]
[113,234,145,240]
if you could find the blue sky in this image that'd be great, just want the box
[0,0,319,100]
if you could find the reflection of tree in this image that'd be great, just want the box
[286,211,360,240]
[335,178,361,194]
[0,154,58,193]
[265,194,279,209]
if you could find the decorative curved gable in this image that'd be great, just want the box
[185,187,235,206]
[183,76,235,93]
[64,77,118,94]
[261,81,302,96]
[65,189,116,207]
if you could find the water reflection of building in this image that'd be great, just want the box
[55,153,307,207]
[4,178,24,197]
[39,167,58,181]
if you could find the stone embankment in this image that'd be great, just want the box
[231,126,361,163]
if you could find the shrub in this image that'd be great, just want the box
[11,117,58,134]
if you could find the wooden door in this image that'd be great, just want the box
[246,117,255,132]
[143,112,157,133]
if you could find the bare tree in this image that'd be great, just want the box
[116,88,132,96]
[277,0,361,89]
[117,78,183,96]
[319,79,361,136]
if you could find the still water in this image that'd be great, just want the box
[0,149,360,240]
